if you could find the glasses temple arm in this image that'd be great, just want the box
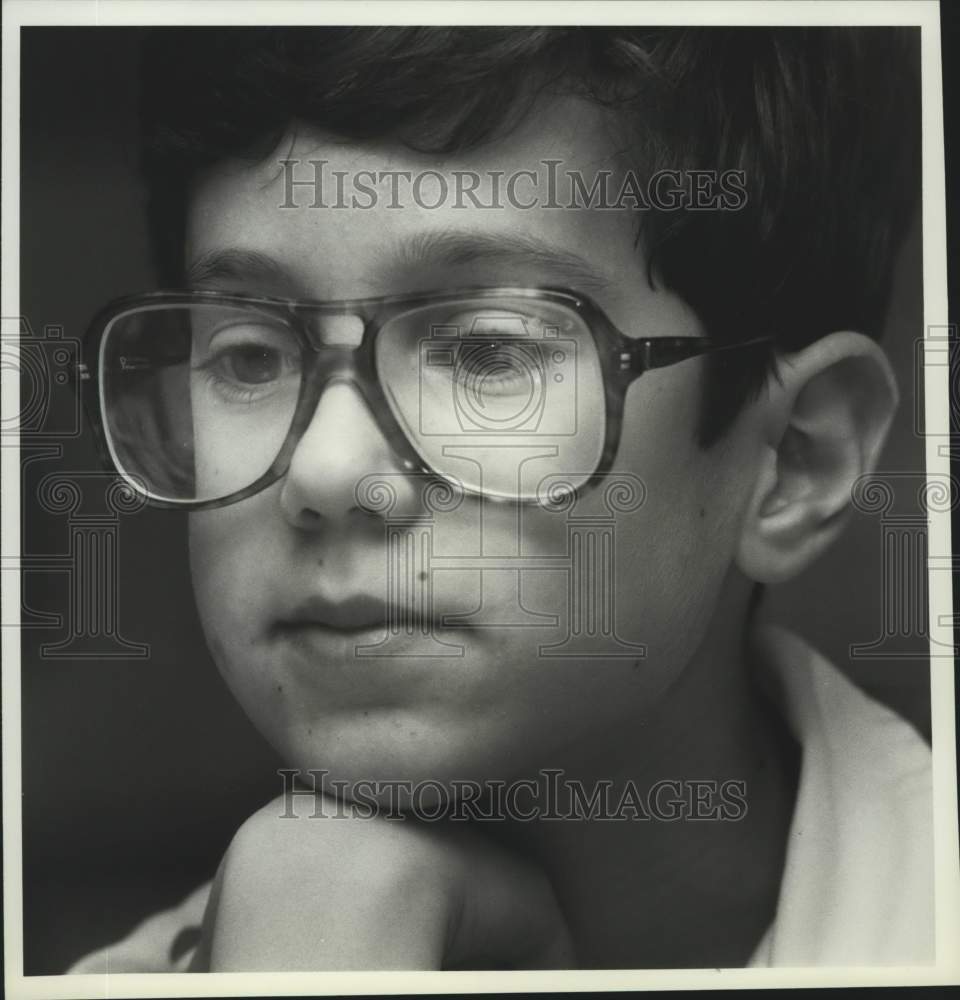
[626,335,774,373]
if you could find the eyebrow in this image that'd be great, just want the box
[186,248,289,288]
[185,230,612,296]
[394,229,612,294]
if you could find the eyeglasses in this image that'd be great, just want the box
[79,287,772,509]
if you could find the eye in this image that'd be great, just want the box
[191,318,302,403]
[215,343,288,385]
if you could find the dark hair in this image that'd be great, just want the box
[139,26,920,444]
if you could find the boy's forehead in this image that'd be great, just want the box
[270,93,621,191]
[184,94,646,301]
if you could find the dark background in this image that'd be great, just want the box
[19,27,933,975]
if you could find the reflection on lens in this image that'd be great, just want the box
[100,303,302,503]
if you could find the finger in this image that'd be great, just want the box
[445,830,576,970]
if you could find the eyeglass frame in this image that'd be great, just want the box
[78,285,774,511]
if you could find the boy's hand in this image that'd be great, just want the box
[191,792,575,971]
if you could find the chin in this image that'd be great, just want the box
[264,703,537,803]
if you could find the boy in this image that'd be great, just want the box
[69,26,931,971]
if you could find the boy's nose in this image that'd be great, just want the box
[278,378,417,529]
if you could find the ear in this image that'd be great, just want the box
[736,332,899,585]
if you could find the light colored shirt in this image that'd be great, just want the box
[67,625,934,972]
[746,625,933,965]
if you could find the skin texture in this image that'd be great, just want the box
[184,95,898,968]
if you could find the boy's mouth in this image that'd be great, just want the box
[276,593,392,632]
[274,592,450,634]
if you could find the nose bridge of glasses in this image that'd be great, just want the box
[304,312,366,349]
[299,342,378,427]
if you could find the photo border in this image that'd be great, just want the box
[2,1,956,996]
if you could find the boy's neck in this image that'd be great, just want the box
[488,584,801,968]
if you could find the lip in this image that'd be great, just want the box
[275,592,457,635]
[276,593,391,633]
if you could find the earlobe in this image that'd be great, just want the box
[736,332,899,585]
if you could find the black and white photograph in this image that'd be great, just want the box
[3,0,958,994]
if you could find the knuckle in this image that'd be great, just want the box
[223,795,448,891]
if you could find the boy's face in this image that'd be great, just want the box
[186,96,763,791]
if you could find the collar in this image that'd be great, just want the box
[747,624,934,966]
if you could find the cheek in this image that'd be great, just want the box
[187,501,305,755]
[188,500,275,649]
[602,370,751,656]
